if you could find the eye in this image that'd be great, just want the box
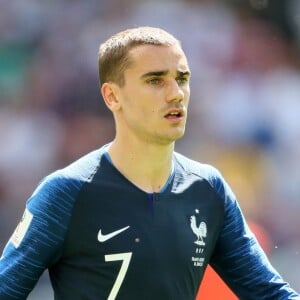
[147,78,163,85]
[176,77,189,85]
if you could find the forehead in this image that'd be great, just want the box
[127,44,190,74]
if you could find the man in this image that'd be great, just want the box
[0,26,299,299]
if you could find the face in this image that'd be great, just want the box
[113,44,191,145]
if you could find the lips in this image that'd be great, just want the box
[164,108,184,119]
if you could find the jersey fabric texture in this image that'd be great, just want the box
[0,145,299,300]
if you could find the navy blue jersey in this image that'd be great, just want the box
[0,145,299,299]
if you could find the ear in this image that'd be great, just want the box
[101,82,121,112]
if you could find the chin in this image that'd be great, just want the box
[158,131,185,145]
[173,127,186,140]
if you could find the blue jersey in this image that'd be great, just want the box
[0,145,299,299]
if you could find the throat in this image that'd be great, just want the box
[107,141,174,192]
[129,165,174,193]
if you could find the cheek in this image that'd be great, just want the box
[122,87,160,118]
[123,100,149,120]
[184,87,190,103]
[185,85,190,96]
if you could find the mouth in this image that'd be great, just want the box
[164,109,185,120]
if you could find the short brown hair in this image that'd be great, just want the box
[98,26,181,86]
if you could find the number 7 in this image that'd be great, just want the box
[105,252,132,300]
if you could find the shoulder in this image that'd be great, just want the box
[174,152,222,183]
[59,146,107,181]
[173,152,232,201]
[27,147,107,213]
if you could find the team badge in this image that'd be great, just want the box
[190,215,207,246]
[190,209,207,267]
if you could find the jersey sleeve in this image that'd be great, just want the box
[0,172,82,300]
[207,166,300,299]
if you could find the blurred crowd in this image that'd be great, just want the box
[1,0,300,297]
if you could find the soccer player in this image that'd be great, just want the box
[0,26,299,299]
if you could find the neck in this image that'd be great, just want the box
[108,137,175,193]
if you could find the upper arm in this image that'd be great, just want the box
[0,174,81,299]
[208,169,300,299]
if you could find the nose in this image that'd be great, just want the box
[166,79,184,103]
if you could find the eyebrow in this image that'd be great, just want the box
[140,70,191,79]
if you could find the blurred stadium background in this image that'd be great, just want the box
[1,0,300,298]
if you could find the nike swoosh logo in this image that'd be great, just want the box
[97,226,130,242]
